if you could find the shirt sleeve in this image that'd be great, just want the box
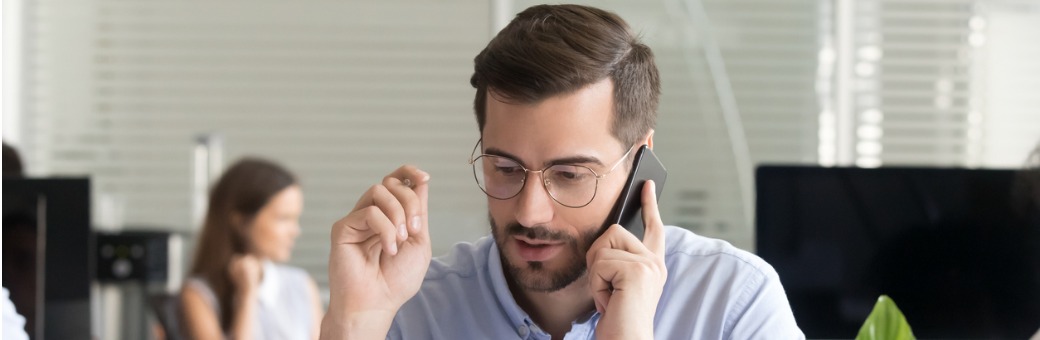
[724,267,805,340]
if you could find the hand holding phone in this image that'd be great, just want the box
[604,145,667,240]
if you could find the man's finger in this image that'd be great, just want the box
[369,184,408,242]
[339,206,400,255]
[640,180,666,256]
[586,224,646,269]
[386,165,430,234]
[382,177,421,240]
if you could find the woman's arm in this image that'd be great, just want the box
[180,284,225,340]
[227,255,261,340]
[228,285,257,340]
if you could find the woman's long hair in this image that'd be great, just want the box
[187,157,297,329]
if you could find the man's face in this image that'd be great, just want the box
[482,79,633,292]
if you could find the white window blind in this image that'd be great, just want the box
[830,0,1040,168]
[20,0,491,291]
[975,1,1040,167]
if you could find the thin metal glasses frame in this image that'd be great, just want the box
[467,139,636,208]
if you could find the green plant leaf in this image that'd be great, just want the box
[856,295,916,340]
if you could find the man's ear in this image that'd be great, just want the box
[643,129,655,149]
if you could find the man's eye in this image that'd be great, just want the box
[557,170,578,180]
[495,166,523,175]
[550,166,591,183]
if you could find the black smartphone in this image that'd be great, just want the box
[604,145,667,240]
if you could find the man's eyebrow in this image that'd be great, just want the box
[484,147,606,168]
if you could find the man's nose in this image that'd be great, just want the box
[514,172,555,228]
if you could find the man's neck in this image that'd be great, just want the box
[508,275,596,339]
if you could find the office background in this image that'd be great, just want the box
[2,0,1038,338]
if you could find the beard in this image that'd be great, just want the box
[491,215,604,292]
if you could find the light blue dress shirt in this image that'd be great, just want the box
[390,226,804,339]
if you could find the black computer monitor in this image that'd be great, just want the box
[755,166,1040,339]
[3,178,93,339]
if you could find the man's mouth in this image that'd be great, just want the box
[515,236,562,246]
[514,237,564,262]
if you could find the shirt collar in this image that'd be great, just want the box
[485,239,602,338]
[487,240,533,328]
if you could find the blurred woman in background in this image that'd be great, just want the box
[181,158,322,340]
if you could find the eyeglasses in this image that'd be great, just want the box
[468,139,636,208]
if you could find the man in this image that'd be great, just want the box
[321,4,803,339]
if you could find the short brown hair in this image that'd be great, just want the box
[471,4,661,148]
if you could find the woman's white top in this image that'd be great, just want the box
[186,261,314,340]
